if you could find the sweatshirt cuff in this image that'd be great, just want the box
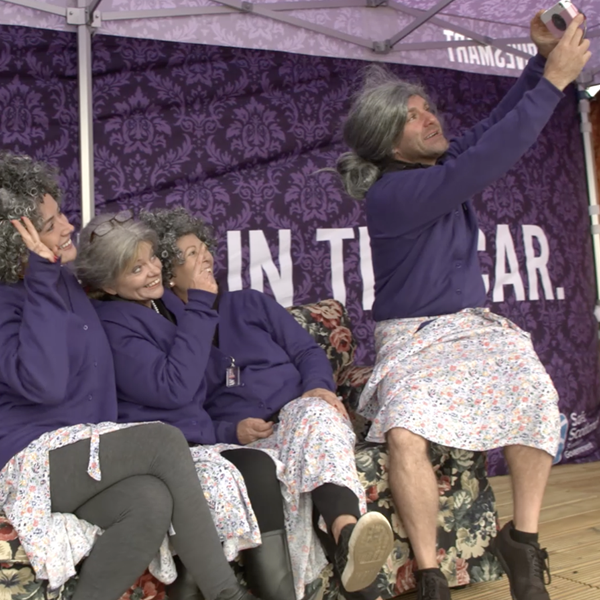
[187,289,218,308]
[302,378,337,394]
[25,251,62,283]
[531,53,547,72]
[214,420,239,444]
[537,75,566,100]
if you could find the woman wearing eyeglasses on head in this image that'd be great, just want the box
[75,210,298,600]
[0,152,264,600]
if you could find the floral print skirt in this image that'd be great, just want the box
[359,308,561,455]
[189,444,262,561]
[216,396,367,600]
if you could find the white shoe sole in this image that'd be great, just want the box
[341,511,394,592]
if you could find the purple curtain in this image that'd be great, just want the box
[0,24,598,472]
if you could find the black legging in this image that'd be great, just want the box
[221,448,284,533]
[223,449,361,534]
[312,483,361,532]
[49,423,239,600]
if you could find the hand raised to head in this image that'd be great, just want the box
[11,217,57,263]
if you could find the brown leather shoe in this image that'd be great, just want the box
[491,521,551,600]
[415,569,451,600]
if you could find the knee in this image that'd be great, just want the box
[386,428,429,462]
[295,397,340,422]
[143,423,189,455]
[230,449,278,488]
[133,476,174,528]
[245,449,277,475]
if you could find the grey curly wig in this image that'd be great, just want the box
[75,213,158,296]
[0,153,62,284]
[139,207,215,284]
[336,65,432,200]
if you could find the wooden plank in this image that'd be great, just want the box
[550,540,600,572]
[398,575,599,598]
[395,464,600,599]
[558,563,600,587]
[544,526,600,554]
[537,510,600,539]
[494,488,598,511]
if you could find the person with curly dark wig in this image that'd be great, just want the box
[0,152,264,600]
[76,205,394,600]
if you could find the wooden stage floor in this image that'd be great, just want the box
[401,461,600,599]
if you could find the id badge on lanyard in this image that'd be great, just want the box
[225,356,241,387]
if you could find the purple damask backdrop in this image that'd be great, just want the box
[0,24,598,472]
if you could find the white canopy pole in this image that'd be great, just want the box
[578,88,600,305]
[68,0,98,227]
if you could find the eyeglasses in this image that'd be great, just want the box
[90,209,133,240]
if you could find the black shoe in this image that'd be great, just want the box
[491,521,551,600]
[415,569,451,600]
[215,586,261,600]
[338,580,382,600]
[166,556,204,600]
[334,512,393,593]
[166,560,260,600]
[244,529,297,600]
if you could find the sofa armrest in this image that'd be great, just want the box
[336,365,373,441]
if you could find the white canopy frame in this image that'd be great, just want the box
[0,0,599,304]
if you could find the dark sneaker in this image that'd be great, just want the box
[215,586,261,600]
[491,521,551,600]
[415,569,451,600]
[334,511,394,592]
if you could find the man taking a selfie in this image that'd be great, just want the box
[336,9,591,600]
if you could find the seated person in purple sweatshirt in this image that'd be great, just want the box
[0,153,262,600]
[334,13,590,600]
[76,213,296,600]
[139,207,394,600]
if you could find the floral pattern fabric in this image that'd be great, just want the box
[0,300,504,599]
[213,396,367,600]
[189,445,262,561]
[360,308,561,455]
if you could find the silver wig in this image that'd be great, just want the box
[75,213,158,296]
[336,65,432,200]
[0,153,62,284]
[139,207,215,284]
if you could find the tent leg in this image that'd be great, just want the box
[578,92,600,313]
[77,15,95,227]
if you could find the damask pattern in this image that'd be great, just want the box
[0,1,597,81]
[0,24,598,474]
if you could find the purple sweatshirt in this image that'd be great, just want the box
[94,289,239,444]
[367,54,564,321]
[0,253,118,471]
[204,289,335,427]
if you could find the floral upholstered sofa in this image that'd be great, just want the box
[0,299,502,599]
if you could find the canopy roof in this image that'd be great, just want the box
[1,0,598,82]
